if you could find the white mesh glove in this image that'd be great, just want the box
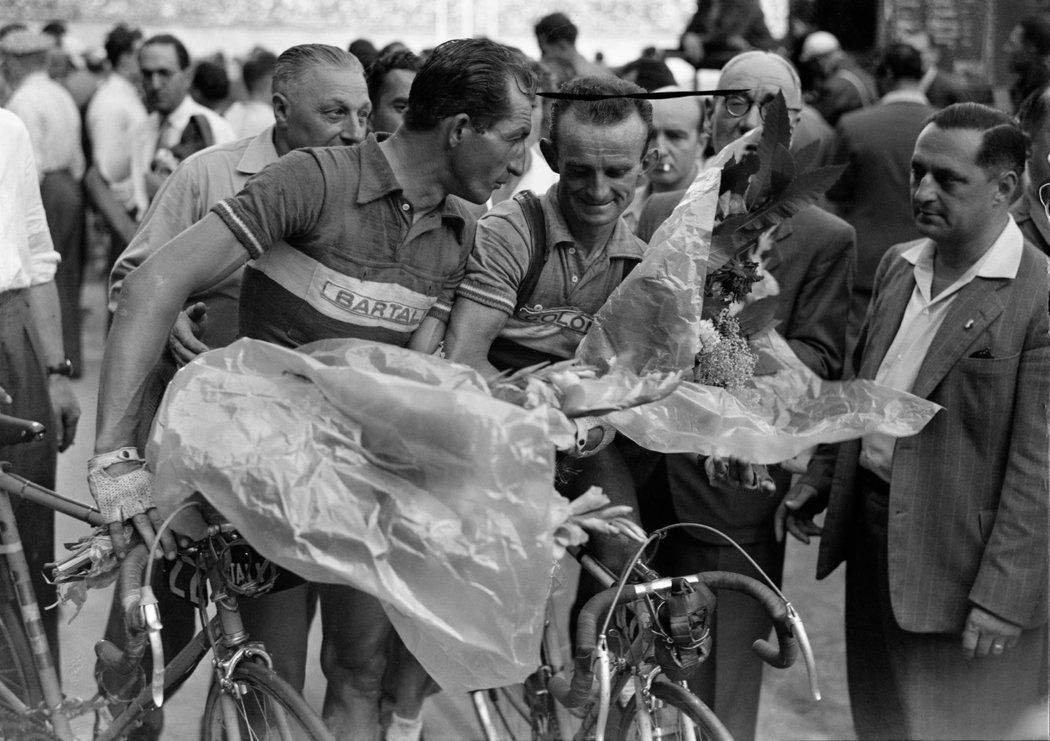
[569,416,616,458]
[87,447,156,524]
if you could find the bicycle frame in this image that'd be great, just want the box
[0,468,289,741]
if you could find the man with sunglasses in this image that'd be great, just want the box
[1011,80,1050,257]
[634,51,855,741]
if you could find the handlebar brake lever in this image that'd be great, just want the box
[785,602,821,701]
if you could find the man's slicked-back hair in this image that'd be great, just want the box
[366,49,422,107]
[401,38,536,133]
[548,76,655,158]
[105,23,142,68]
[875,43,924,82]
[272,43,362,97]
[1018,81,1050,136]
[927,102,1027,177]
[535,13,578,46]
[141,33,190,70]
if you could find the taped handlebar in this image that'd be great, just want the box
[547,570,798,708]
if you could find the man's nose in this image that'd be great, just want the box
[340,116,367,145]
[741,104,763,133]
[912,172,936,202]
[507,141,527,178]
[655,133,670,157]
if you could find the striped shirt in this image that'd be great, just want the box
[212,135,473,349]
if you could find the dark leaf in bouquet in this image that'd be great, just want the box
[736,296,780,338]
[710,215,750,271]
[770,144,797,196]
[732,163,846,240]
[790,139,824,173]
[746,91,792,207]
[719,151,760,197]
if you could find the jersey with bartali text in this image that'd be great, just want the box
[212,135,474,349]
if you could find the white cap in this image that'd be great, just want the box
[799,31,840,62]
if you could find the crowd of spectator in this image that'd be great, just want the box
[1,3,1047,740]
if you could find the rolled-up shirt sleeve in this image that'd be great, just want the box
[211,150,325,260]
[21,127,60,286]
[455,204,532,316]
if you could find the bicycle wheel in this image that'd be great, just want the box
[0,591,42,713]
[472,675,583,741]
[616,678,732,741]
[201,660,333,741]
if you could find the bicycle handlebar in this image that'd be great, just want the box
[0,413,45,446]
[548,570,798,709]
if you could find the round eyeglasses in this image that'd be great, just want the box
[723,92,802,119]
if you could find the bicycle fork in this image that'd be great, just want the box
[0,488,75,740]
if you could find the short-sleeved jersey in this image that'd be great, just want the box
[212,135,474,349]
[456,184,644,361]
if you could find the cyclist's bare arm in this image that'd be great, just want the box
[95,213,248,557]
[444,296,509,381]
[407,316,447,355]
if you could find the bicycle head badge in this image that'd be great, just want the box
[653,577,715,681]
[210,532,279,598]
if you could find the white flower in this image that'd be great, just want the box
[698,319,721,351]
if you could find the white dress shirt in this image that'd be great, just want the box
[0,108,60,292]
[860,218,1024,481]
[128,95,237,218]
[85,73,148,186]
[5,70,84,181]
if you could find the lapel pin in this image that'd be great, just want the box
[964,319,975,330]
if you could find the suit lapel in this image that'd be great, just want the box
[910,277,1007,398]
[858,260,915,379]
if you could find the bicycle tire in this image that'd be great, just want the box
[0,589,42,714]
[472,679,585,741]
[616,678,732,741]
[201,660,333,741]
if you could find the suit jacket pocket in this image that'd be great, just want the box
[956,352,1020,376]
[977,508,997,543]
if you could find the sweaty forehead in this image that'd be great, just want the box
[557,110,649,157]
[914,124,983,166]
[719,59,801,107]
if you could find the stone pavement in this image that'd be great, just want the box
[52,279,854,740]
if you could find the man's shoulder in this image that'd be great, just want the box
[788,204,854,243]
[178,134,255,170]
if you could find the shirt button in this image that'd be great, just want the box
[571,275,579,284]
[401,203,410,212]
[568,247,576,255]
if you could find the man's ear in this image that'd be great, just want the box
[641,146,659,173]
[272,92,289,126]
[539,138,559,172]
[446,113,472,149]
[995,169,1021,205]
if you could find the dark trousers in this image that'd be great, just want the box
[846,477,1049,740]
[39,171,85,376]
[0,289,59,661]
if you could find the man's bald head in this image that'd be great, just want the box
[709,51,803,153]
[650,86,705,192]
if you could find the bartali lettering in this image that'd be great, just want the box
[321,281,425,327]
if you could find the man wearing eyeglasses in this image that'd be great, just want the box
[634,51,855,741]
[1011,80,1050,257]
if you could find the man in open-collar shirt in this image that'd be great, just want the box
[784,103,1049,740]
[1011,79,1050,256]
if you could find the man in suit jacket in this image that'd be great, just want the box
[827,43,934,357]
[1011,80,1050,257]
[634,51,855,741]
[780,103,1049,739]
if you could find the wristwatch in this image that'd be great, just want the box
[46,359,73,377]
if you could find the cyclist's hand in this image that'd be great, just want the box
[48,375,80,452]
[167,302,210,366]
[962,605,1022,659]
[568,416,616,458]
[704,456,776,495]
[774,482,824,544]
[87,448,176,560]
